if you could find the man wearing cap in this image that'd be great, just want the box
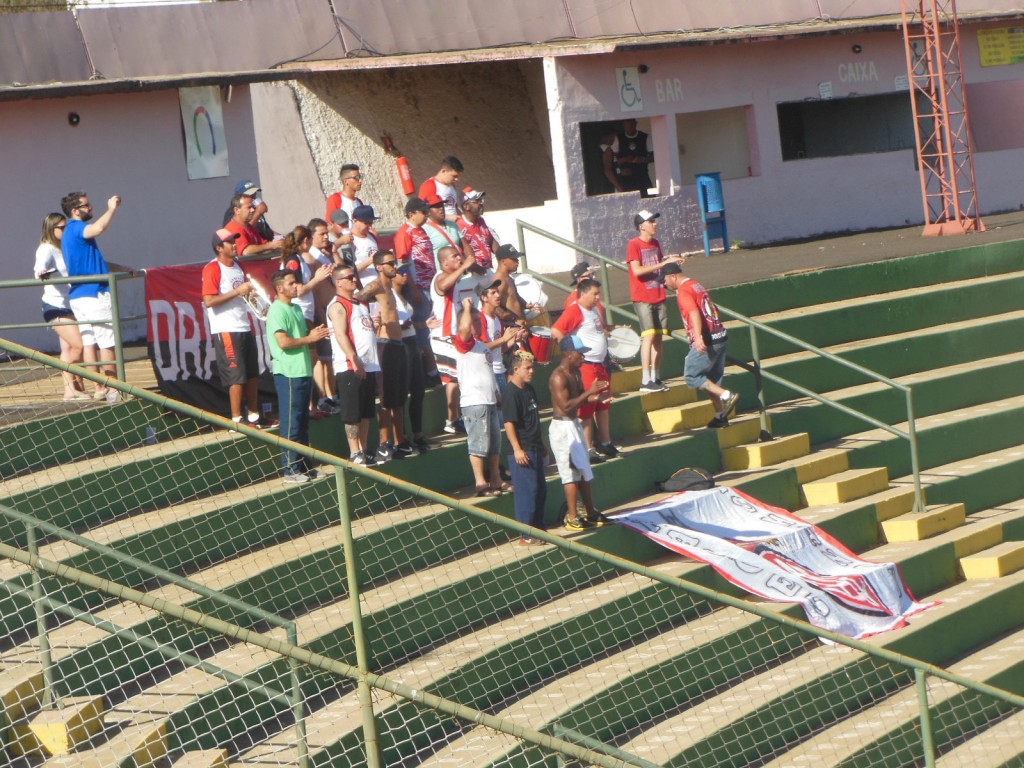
[491,244,537,327]
[661,262,739,428]
[565,263,597,308]
[394,198,436,294]
[326,209,355,269]
[552,278,618,462]
[224,193,280,258]
[223,180,274,241]
[548,335,609,530]
[267,269,332,483]
[326,163,366,222]
[457,187,498,270]
[202,228,265,427]
[628,209,680,393]
[431,245,481,433]
[419,155,463,221]
[610,118,654,197]
[350,205,379,285]
[424,193,472,267]
[327,263,380,465]
[455,296,518,496]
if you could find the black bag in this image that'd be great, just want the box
[656,467,715,492]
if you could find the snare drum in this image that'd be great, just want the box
[527,326,555,364]
[608,327,641,365]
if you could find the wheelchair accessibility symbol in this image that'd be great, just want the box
[617,67,644,112]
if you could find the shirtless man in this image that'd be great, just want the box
[492,244,539,327]
[358,250,411,462]
[548,335,609,531]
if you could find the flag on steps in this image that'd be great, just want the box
[613,486,937,639]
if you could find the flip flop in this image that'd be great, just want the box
[475,486,502,498]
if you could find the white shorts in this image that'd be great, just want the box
[70,292,114,349]
[429,336,458,382]
[548,418,593,485]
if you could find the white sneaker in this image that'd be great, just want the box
[283,472,310,484]
[444,421,457,434]
[105,389,122,404]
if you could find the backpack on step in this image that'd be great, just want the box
[656,467,715,493]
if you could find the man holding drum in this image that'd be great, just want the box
[552,278,620,463]
[661,262,739,428]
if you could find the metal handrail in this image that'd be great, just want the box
[0,271,146,384]
[0,337,1021,768]
[515,219,925,512]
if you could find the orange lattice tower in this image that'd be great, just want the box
[900,0,985,236]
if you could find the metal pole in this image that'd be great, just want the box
[749,326,771,440]
[26,523,55,709]
[916,668,937,768]
[107,275,127,384]
[335,467,383,768]
[288,622,310,768]
[905,389,925,513]
[516,221,528,273]
[598,260,613,327]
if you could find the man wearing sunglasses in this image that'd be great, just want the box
[358,251,414,462]
[59,190,137,400]
[326,163,366,223]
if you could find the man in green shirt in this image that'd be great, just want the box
[267,269,331,483]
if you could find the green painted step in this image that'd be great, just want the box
[709,240,1024,318]
[725,270,1024,361]
[760,628,1024,768]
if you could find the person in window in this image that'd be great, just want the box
[608,119,654,197]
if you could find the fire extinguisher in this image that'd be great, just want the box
[382,133,415,195]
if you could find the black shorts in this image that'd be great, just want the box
[43,304,75,323]
[336,370,377,424]
[379,341,409,409]
[213,331,259,387]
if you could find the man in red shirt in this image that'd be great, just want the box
[552,278,617,462]
[393,197,436,294]
[661,262,739,428]
[418,156,463,222]
[224,194,281,258]
[627,210,681,393]
[325,163,365,222]
[457,188,498,270]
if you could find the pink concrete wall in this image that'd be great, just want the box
[555,27,1024,261]
[0,87,261,353]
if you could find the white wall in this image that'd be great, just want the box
[0,86,261,353]
[555,26,1024,260]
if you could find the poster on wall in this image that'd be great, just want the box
[179,86,229,180]
[978,28,1024,67]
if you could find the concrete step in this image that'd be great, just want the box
[645,400,715,432]
[934,708,1024,767]
[801,466,889,506]
[961,541,1024,579]
[8,695,105,759]
[881,503,966,542]
[722,432,810,470]
[171,750,230,768]
[232,560,708,766]
[761,628,1024,768]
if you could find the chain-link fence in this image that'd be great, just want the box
[0,339,1022,768]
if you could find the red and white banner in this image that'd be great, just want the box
[146,258,279,414]
[613,487,936,639]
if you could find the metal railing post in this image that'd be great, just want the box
[287,621,309,768]
[335,467,383,768]
[107,274,127,384]
[598,260,613,327]
[516,221,528,272]
[916,669,937,768]
[748,325,771,440]
[26,523,55,710]
[905,389,925,513]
